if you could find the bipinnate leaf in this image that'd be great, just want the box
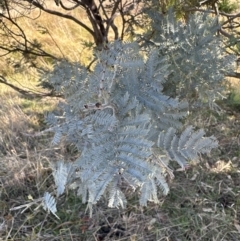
[43,192,59,219]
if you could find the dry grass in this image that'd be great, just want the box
[0,87,240,241]
[226,67,240,108]
[0,4,94,97]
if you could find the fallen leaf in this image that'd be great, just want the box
[202,208,214,213]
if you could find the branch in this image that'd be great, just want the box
[0,75,63,98]
[86,57,97,71]
[24,0,95,37]
[59,1,81,10]
[219,27,232,38]
[84,3,105,46]
[186,7,240,20]
[0,44,58,59]
[105,0,121,40]
[0,11,58,59]
[221,12,240,26]
[226,72,240,79]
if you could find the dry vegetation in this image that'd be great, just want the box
[0,4,240,241]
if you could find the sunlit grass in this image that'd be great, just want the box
[226,69,240,107]
[228,88,240,106]
[20,7,94,64]
[0,5,94,84]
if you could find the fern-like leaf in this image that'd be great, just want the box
[108,177,127,208]
[42,192,59,219]
[51,160,73,197]
[158,127,218,168]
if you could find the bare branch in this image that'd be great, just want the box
[226,72,240,79]
[221,12,240,26]
[0,75,63,98]
[0,12,57,59]
[105,0,121,40]
[24,0,95,36]
[59,1,81,10]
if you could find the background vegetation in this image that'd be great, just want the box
[0,0,240,240]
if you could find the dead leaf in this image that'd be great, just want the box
[202,208,214,213]
[190,173,198,181]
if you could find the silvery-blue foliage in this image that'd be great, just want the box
[40,11,233,213]
[43,192,59,219]
[145,10,236,109]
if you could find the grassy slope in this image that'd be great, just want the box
[0,3,240,241]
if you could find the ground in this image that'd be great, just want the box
[0,85,240,241]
